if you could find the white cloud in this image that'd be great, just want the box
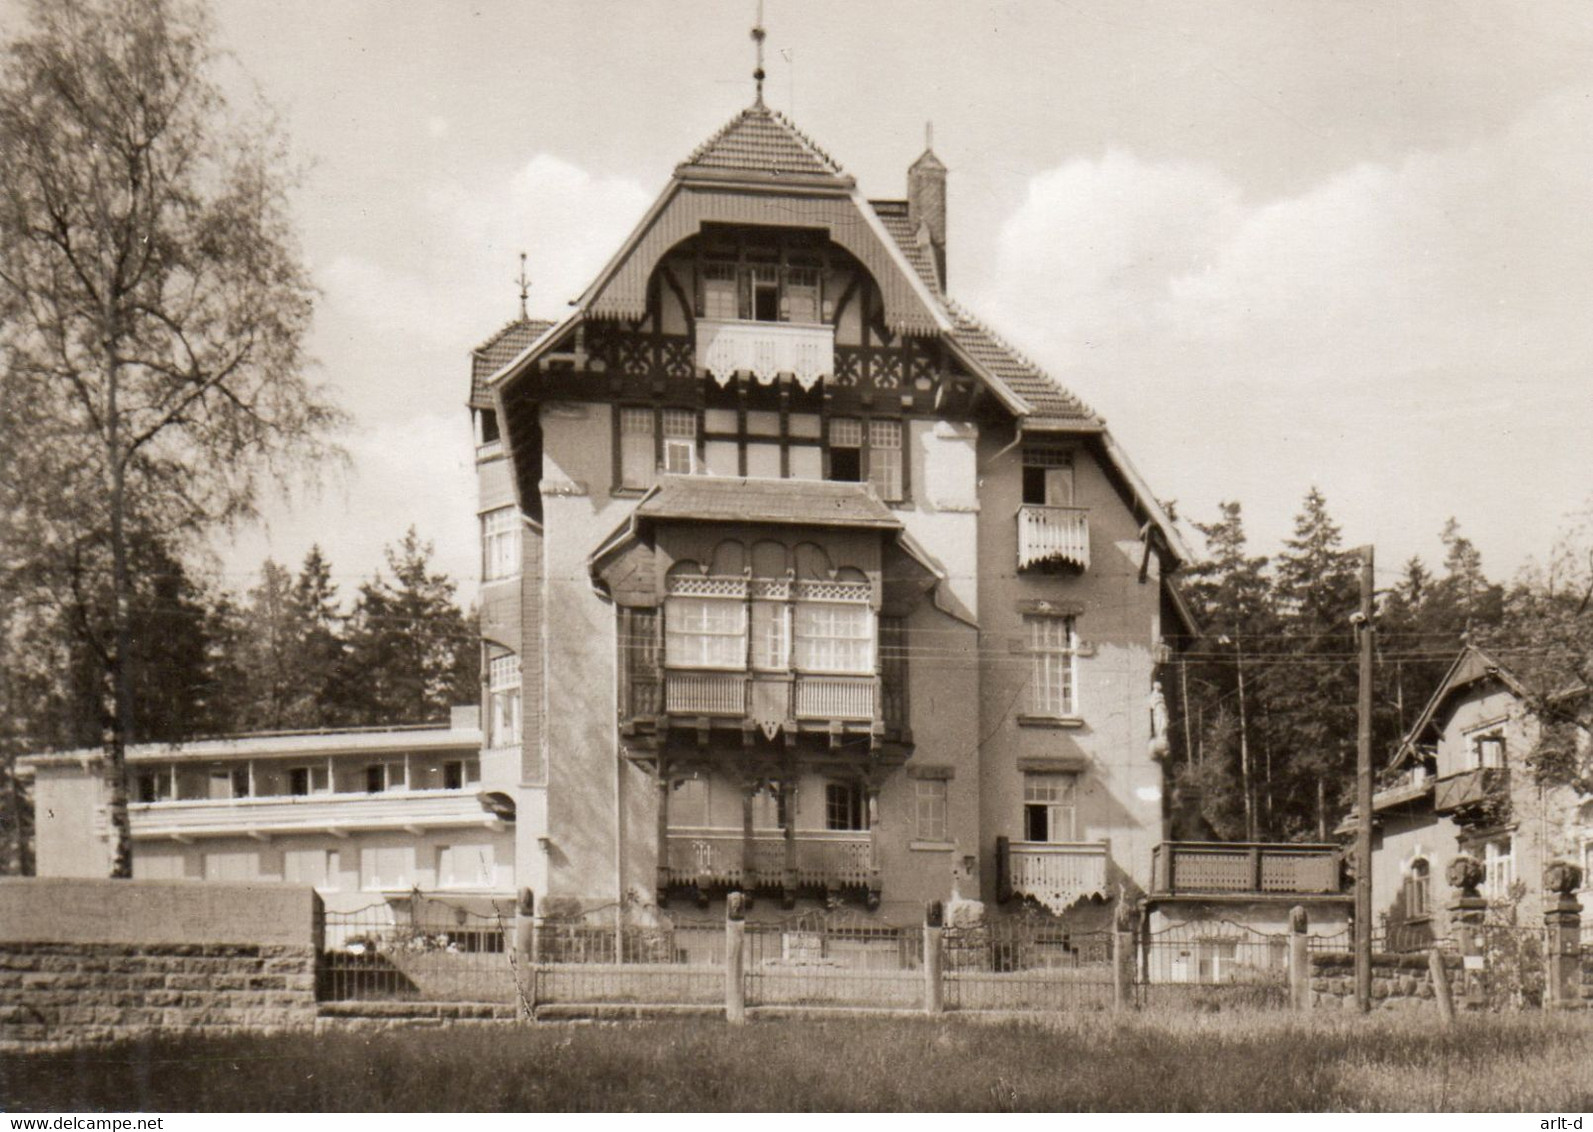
[969,89,1593,576]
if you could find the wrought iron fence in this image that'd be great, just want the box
[320,894,517,1003]
[1140,920,1290,1009]
[944,920,1117,1012]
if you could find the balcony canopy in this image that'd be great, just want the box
[634,475,902,530]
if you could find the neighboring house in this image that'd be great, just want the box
[1370,644,1593,946]
[23,708,514,916]
[469,92,1347,930]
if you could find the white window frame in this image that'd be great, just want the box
[1468,726,1506,769]
[1483,837,1515,901]
[664,596,747,670]
[661,409,698,475]
[488,654,522,750]
[867,419,904,503]
[794,601,874,675]
[915,778,948,842]
[1025,614,1077,718]
[619,407,658,490]
[1405,858,1431,918]
[750,600,790,672]
[1023,773,1078,843]
[481,507,521,583]
[825,781,868,832]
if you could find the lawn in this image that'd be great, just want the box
[4,1012,1592,1112]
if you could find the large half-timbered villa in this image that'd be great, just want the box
[27,92,1353,937]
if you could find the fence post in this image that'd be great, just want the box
[1446,855,1487,1008]
[515,887,538,1017]
[1429,947,1455,1024]
[1543,861,1584,1011]
[1289,904,1310,1011]
[1112,902,1134,1012]
[924,901,944,1015]
[726,890,747,1025]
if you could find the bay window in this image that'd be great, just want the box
[794,602,874,674]
[481,506,520,582]
[750,600,790,671]
[488,654,521,749]
[664,597,746,669]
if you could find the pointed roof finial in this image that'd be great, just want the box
[516,252,530,320]
[926,120,934,150]
[751,0,767,107]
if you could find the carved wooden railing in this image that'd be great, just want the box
[1016,505,1090,571]
[998,840,1110,915]
[664,829,874,890]
[1432,767,1510,815]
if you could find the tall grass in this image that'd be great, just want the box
[4,1012,1591,1112]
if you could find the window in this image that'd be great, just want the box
[1024,773,1077,842]
[794,602,874,674]
[364,762,405,794]
[1022,448,1075,506]
[1483,838,1514,900]
[288,765,329,797]
[443,759,479,791]
[1405,858,1431,918]
[619,407,657,490]
[489,655,522,749]
[751,600,790,671]
[700,405,822,481]
[208,767,249,800]
[662,409,697,474]
[867,419,904,502]
[665,596,747,669]
[481,507,520,582]
[360,846,415,891]
[135,771,171,804]
[697,256,827,324]
[701,261,738,320]
[829,417,862,482]
[203,851,257,882]
[1471,730,1506,769]
[437,842,495,889]
[826,782,868,831]
[915,779,948,842]
[284,848,334,889]
[1026,615,1077,717]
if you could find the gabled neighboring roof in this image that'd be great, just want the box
[636,475,902,529]
[677,104,850,185]
[1392,644,1531,768]
[869,199,941,295]
[471,317,555,407]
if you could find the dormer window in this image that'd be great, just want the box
[695,251,829,325]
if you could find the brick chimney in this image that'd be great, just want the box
[907,123,947,290]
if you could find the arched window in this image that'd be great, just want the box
[1405,858,1431,918]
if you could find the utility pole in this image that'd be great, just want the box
[1353,545,1376,1014]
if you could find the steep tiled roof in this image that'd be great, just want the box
[867,201,1099,427]
[678,104,848,182]
[636,475,901,529]
[869,200,942,296]
[470,317,555,405]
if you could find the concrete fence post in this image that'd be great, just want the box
[1288,905,1310,1011]
[1543,862,1584,1011]
[1446,854,1488,1008]
[1429,947,1455,1024]
[514,887,538,1016]
[923,901,944,1015]
[1112,926,1133,1012]
[726,890,747,1025]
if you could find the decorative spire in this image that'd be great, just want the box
[516,252,530,320]
[751,0,766,107]
[926,120,933,150]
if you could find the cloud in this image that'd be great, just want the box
[969,88,1593,573]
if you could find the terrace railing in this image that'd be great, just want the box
[664,828,875,892]
[997,840,1110,915]
[1151,841,1343,897]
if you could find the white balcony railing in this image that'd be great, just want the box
[1016,504,1090,571]
[695,318,834,391]
[665,672,746,716]
[665,828,875,889]
[793,675,876,722]
[128,789,500,841]
[1007,841,1110,914]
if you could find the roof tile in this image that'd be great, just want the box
[470,318,556,405]
[678,105,848,182]
[637,475,901,529]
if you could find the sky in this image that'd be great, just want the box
[34,0,1591,605]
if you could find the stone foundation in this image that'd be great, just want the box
[0,877,321,1047]
[1309,951,1460,1011]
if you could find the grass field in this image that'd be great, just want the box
[4,1012,1592,1112]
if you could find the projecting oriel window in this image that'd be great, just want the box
[488,655,522,749]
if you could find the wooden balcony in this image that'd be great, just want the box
[129,789,502,841]
[663,828,876,893]
[1432,767,1510,816]
[650,671,885,727]
[1016,505,1090,571]
[695,318,834,389]
[996,838,1111,914]
[1151,841,1343,898]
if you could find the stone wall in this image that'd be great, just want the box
[1309,951,1460,1011]
[0,877,321,1047]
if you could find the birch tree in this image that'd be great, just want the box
[0,0,343,876]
